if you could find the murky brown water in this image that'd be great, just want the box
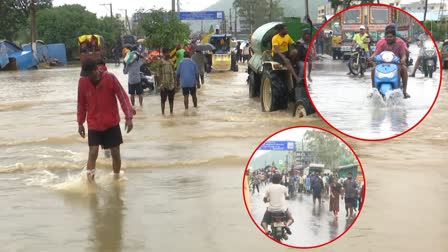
[0,63,446,251]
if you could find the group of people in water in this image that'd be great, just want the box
[248,167,365,238]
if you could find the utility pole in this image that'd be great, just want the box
[100,3,113,17]
[119,9,131,34]
[229,9,233,36]
[177,0,180,14]
[172,0,176,12]
[269,0,273,21]
[424,0,428,21]
[234,7,237,37]
[30,0,37,60]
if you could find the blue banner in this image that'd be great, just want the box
[179,11,224,20]
[259,141,296,151]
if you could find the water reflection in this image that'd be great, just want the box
[88,183,124,252]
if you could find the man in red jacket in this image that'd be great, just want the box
[78,59,134,182]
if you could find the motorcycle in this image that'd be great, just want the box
[140,72,155,91]
[268,211,289,241]
[348,44,368,76]
[419,40,437,78]
[373,51,401,98]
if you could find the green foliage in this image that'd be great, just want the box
[0,0,52,41]
[37,5,98,53]
[36,4,125,58]
[424,20,448,42]
[233,0,284,32]
[97,16,126,48]
[137,9,191,50]
[303,130,355,169]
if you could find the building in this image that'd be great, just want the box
[401,0,447,13]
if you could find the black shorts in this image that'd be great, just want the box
[160,88,175,103]
[129,82,143,95]
[313,190,322,200]
[182,87,197,96]
[88,125,123,149]
[345,197,357,207]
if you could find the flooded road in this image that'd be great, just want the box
[309,44,440,140]
[249,184,355,247]
[0,63,447,251]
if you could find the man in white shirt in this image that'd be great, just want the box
[261,174,294,235]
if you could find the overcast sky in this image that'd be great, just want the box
[252,128,309,158]
[53,0,219,17]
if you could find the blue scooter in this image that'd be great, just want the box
[373,51,401,98]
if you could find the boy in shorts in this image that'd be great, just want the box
[78,59,134,182]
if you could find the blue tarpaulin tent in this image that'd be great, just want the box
[0,40,36,70]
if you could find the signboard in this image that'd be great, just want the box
[179,11,224,20]
[259,141,296,151]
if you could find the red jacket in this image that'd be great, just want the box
[77,72,133,130]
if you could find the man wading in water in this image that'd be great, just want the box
[78,59,134,182]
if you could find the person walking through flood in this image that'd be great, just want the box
[191,49,206,85]
[155,48,176,115]
[77,59,134,182]
[311,172,324,207]
[123,48,146,107]
[342,172,358,218]
[176,51,200,110]
[329,176,343,219]
[252,172,260,194]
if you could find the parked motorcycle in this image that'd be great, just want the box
[348,44,368,76]
[373,51,401,98]
[419,40,437,78]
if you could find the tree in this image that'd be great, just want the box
[0,0,52,41]
[36,5,99,57]
[233,0,283,33]
[303,130,355,170]
[137,9,191,50]
[97,16,126,49]
[209,25,215,33]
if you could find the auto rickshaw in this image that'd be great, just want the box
[208,34,238,72]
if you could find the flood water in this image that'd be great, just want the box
[0,63,447,251]
[309,44,441,140]
[249,183,356,247]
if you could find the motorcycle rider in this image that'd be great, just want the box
[369,27,410,99]
[347,25,370,76]
[409,32,430,77]
[261,173,294,236]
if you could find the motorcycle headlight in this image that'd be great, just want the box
[376,69,397,79]
[380,52,394,63]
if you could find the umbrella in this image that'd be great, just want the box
[194,43,216,52]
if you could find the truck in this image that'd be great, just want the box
[338,5,395,59]
[246,17,316,117]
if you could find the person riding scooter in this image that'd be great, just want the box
[369,27,410,99]
[261,173,294,237]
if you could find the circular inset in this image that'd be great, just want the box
[305,3,442,141]
[243,126,366,248]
